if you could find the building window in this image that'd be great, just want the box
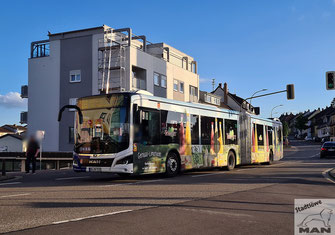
[179,82,184,93]
[132,66,147,90]
[69,98,77,111]
[69,70,81,83]
[161,75,167,88]
[69,127,74,143]
[154,73,160,86]
[173,80,178,91]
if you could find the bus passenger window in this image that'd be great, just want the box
[191,115,199,144]
[225,119,237,145]
[140,110,160,145]
[161,110,186,144]
[201,116,215,145]
[257,124,264,146]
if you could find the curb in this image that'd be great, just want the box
[0,175,15,182]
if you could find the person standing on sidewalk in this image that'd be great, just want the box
[25,136,40,174]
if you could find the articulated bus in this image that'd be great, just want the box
[59,91,283,177]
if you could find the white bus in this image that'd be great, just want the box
[58,91,283,177]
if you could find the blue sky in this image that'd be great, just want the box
[1,0,335,125]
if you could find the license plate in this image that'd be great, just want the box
[89,167,101,172]
[329,149,335,151]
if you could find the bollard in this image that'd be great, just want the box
[2,159,5,176]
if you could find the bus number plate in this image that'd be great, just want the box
[89,167,101,172]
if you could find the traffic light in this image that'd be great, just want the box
[326,71,335,90]
[286,84,295,100]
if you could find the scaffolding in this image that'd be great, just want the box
[98,29,126,93]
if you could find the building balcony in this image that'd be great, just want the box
[31,40,50,58]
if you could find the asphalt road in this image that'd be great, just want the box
[0,141,334,235]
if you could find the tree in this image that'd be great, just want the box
[283,121,290,137]
[295,115,308,136]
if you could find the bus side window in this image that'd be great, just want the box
[139,109,160,145]
[201,116,215,145]
[225,119,237,145]
[256,124,264,146]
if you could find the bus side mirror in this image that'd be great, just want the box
[58,105,83,124]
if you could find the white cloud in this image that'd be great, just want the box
[199,78,213,83]
[0,92,27,109]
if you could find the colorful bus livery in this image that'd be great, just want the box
[60,91,283,177]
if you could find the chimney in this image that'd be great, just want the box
[223,82,228,104]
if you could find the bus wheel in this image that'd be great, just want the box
[226,151,236,171]
[165,152,180,177]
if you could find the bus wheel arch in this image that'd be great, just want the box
[226,150,236,171]
[165,149,181,177]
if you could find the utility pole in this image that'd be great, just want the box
[212,79,215,91]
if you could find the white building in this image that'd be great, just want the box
[22,25,199,151]
[0,134,23,152]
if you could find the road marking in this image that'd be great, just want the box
[52,210,133,224]
[300,163,335,165]
[0,182,22,186]
[55,176,90,181]
[308,153,319,158]
[322,168,335,184]
[191,172,224,178]
[0,193,31,198]
[100,179,165,187]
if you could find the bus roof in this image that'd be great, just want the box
[78,91,281,125]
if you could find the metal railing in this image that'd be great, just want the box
[0,152,73,174]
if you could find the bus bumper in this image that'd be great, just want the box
[73,154,133,174]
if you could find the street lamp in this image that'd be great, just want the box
[271,104,283,119]
[250,89,267,105]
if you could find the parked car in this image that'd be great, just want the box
[320,142,335,158]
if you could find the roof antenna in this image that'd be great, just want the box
[212,78,215,91]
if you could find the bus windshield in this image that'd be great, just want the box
[75,95,130,154]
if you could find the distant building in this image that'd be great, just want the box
[22,25,199,151]
[0,134,24,152]
[212,83,255,113]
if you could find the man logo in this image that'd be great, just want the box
[297,208,333,234]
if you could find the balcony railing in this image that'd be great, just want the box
[31,40,50,58]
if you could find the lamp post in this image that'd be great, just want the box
[250,89,267,105]
[271,104,283,119]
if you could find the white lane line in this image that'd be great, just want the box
[192,172,224,178]
[52,210,133,225]
[0,193,31,198]
[300,163,335,165]
[100,179,165,187]
[55,176,90,181]
[0,182,22,186]
[308,153,319,158]
[322,168,335,184]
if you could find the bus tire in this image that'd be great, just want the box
[165,151,180,177]
[226,151,236,171]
